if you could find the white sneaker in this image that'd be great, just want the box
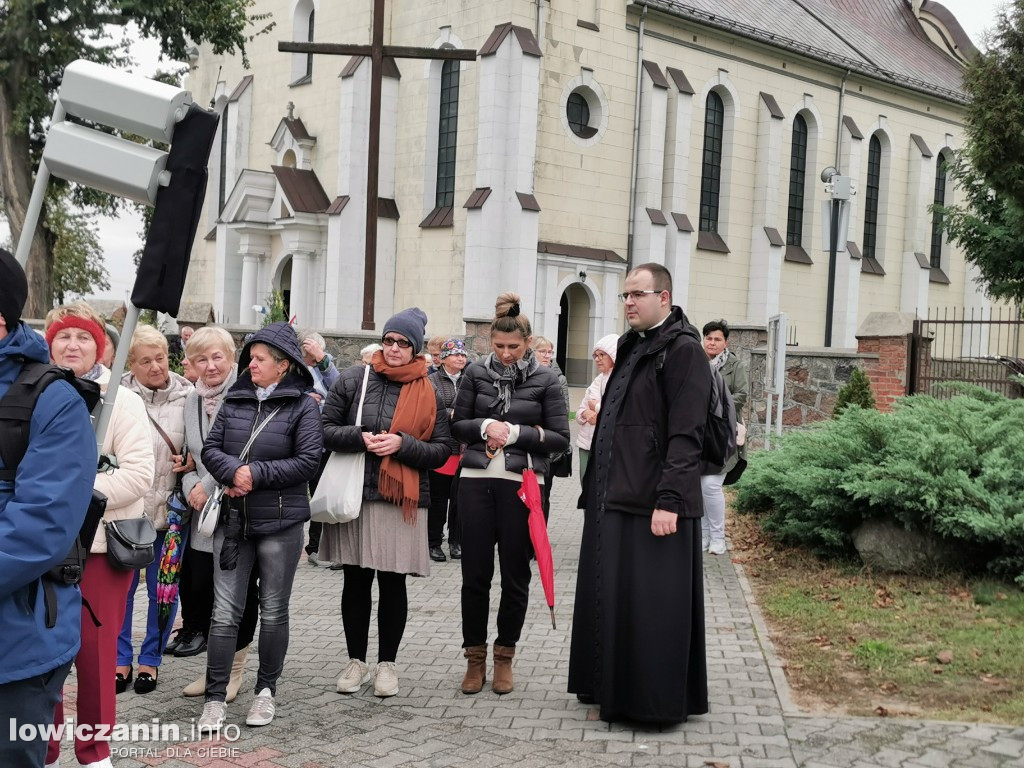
[708,539,727,556]
[245,688,275,727]
[701,535,711,552]
[81,760,113,768]
[336,658,370,693]
[197,700,226,730]
[373,661,399,698]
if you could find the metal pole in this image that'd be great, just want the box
[824,198,840,346]
[14,102,65,268]
[93,302,139,452]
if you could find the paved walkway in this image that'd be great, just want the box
[94,468,1023,767]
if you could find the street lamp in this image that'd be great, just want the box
[821,166,854,347]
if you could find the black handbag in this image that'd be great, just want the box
[104,516,157,570]
[550,449,573,478]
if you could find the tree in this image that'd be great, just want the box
[49,193,110,304]
[0,0,274,317]
[833,367,876,418]
[937,1,1024,303]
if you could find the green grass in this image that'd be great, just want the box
[734,516,1024,723]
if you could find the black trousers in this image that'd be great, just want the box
[0,660,72,768]
[306,452,331,554]
[179,542,259,650]
[427,469,460,549]
[458,477,532,648]
[341,566,408,663]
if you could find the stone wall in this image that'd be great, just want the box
[746,347,876,447]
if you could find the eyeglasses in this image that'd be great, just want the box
[381,336,413,349]
[617,290,662,303]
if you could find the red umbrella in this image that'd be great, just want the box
[518,455,556,629]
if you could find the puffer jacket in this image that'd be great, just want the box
[92,367,156,553]
[123,370,192,529]
[202,323,323,536]
[427,366,465,456]
[452,358,571,476]
[323,362,451,504]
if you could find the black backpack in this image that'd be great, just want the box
[0,360,105,628]
[655,349,737,469]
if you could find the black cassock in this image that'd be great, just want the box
[568,328,708,725]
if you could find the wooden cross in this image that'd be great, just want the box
[280,0,476,330]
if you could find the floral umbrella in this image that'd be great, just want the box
[156,486,188,635]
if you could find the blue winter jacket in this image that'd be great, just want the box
[0,323,96,684]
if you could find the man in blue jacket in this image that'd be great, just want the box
[0,249,97,767]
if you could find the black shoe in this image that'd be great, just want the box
[449,543,462,560]
[173,633,208,657]
[134,669,158,694]
[164,628,191,655]
[576,693,595,704]
[429,546,446,562]
[115,667,133,695]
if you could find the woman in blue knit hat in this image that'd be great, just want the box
[320,308,452,698]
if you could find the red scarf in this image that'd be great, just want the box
[372,351,437,522]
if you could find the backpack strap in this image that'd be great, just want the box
[0,361,73,481]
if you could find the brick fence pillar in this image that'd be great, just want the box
[855,312,918,412]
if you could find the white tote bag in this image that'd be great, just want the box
[310,364,371,524]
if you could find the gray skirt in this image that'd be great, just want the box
[319,499,430,577]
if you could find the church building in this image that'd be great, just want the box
[183,0,981,383]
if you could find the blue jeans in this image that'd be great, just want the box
[117,526,187,667]
[206,522,303,700]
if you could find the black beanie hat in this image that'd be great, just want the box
[382,307,428,354]
[0,248,28,329]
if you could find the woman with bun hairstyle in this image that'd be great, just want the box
[452,293,570,695]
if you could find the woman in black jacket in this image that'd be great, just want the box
[319,308,450,699]
[197,322,323,730]
[452,293,570,695]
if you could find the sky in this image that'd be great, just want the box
[0,1,1011,303]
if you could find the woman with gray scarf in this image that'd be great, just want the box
[699,319,748,555]
[451,293,570,696]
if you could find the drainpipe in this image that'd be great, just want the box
[834,69,850,172]
[535,0,544,42]
[626,2,648,270]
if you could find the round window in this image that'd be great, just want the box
[567,89,598,139]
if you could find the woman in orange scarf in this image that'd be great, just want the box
[319,308,451,698]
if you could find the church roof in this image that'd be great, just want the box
[271,166,331,213]
[643,0,971,103]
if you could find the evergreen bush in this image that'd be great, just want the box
[735,386,1024,585]
[833,367,875,417]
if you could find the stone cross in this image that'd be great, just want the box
[280,0,476,330]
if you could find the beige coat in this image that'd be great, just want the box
[123,371,192,529]
[91,368,156,554]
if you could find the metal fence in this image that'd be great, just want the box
[910,306,1024,399]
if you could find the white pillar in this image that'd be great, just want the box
[290,250,311,326]
[901,135,933,316]
[747,95,784,322]
[239,254,259,325]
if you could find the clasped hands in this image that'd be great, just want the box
[362,430,402,457]
[226,465,253,497]
[484,420,511,455]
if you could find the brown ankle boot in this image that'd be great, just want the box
[492,644,515,694]
[461,645,488,694]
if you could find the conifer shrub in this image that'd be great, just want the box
[833,367,875,417]
[735,386,1024,585]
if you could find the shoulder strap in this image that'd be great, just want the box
[0,361,77,482]
[238,405,284,462]
[355,363,371,425]
[148,413,180,455]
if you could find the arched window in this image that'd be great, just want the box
[435,59,460,209]
[863,135,882,261]
[699,91,724,234]
[290,0,315,85]
[930,154,947,269]
[786,114,808,246]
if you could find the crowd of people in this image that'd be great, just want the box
[0,247,751,767]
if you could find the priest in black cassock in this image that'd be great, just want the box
[568,262,712,725]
